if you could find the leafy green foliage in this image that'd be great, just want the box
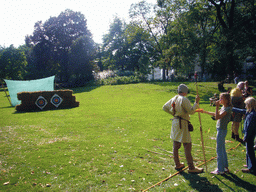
[68,36,95,85]
[26,9,95,82]
[0,45,27,80]
[102,17,152,74]
[97,75,141,85]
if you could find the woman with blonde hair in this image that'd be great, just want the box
[232,97,256,174]
[230,88,244,142]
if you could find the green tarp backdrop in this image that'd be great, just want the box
[4,76,55,106]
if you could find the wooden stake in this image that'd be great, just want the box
[195,81,208,172]
[1,80,12,106]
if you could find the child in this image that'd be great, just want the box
[201,93,232,174]
[232,97,256,174]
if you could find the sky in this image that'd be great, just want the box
[1,0,156,48]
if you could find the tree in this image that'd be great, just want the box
[130,0,169,79]
[176,0,219,78]
[68,35,95,85]
[102,16,153,75]
[26,9,93,82]
[208,0,256,77]
[124,22,153,74]
[130,0,193,80]
[0,45,27,80]
[102,17,128,70]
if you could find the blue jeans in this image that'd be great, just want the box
[246,139,256,171]
[216,128,228,172]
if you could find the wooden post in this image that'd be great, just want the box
[195,81,208,172]
[1,80,12,106]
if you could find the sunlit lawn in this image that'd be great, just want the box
[0,82,255,191]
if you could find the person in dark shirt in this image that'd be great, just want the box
[232,97,256,174]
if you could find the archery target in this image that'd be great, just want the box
[50,94,63,108]
[35,96,48,110]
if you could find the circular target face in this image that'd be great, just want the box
[35,96,47,110]
[51,94,63,107]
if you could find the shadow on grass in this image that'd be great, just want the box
[181,172,222,192]
[72,84,102,94]
[222,173,256,191]
[148,81,181,87]
[0,106,14,109]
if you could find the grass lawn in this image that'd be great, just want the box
[0,82,256,191]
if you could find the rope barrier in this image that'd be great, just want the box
[142,142,241,192]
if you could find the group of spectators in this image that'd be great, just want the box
[230,81,253,142]
[163,80,255,175]
[211,81,254,142]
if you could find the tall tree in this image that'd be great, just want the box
[124,22,153,74]
[0,45,27,80]
[130,0,168,78]
[180,0,219,78]
[26,9,93,82]
[208,0,256,77]
[102,17,128,70]
[68,35,95,85]
[130,0,193,80]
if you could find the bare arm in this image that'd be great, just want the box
[202,110,215,116]
[214,100,227,120]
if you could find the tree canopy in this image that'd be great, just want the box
[1,1,256,82]
[0,45,27,80]
[25,9,95,83]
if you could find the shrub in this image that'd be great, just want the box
[96,75,142,85]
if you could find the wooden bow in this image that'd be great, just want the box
[195,80,208,172]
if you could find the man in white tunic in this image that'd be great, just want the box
[163,84,203,173]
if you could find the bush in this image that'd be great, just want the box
[175,75,189,82]
[96,75,142,85]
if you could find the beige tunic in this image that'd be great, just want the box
[163,95,199,143]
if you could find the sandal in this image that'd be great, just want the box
[211,169,224,175]
[188,167,204,174]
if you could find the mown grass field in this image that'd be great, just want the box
[0,82,256,191]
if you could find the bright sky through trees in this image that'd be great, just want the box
[1,0,155,47]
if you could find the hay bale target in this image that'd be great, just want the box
[16,90,79,111]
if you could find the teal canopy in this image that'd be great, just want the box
[4,76,55,106]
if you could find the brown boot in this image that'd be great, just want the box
[175,163,185,170]
[188,167,204,174]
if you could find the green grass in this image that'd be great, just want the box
[0,82,255,191]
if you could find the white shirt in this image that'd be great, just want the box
[163,95,199,143]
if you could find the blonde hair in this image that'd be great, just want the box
[244,97,256,113]
[230,88,242,97]
[220,92,232,107]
